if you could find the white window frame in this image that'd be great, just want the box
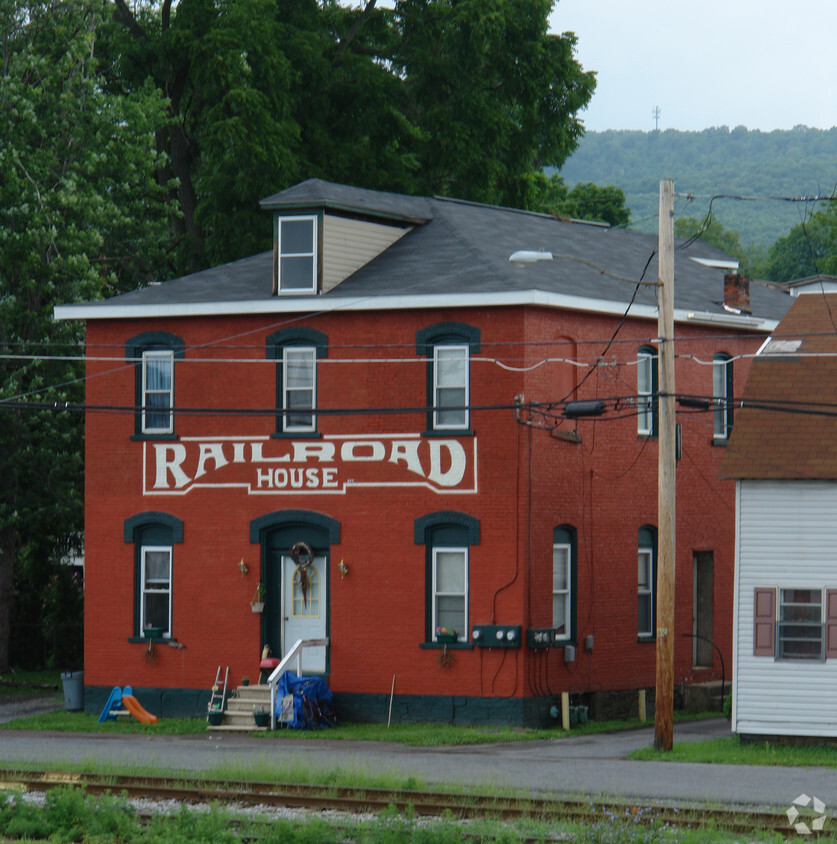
[713,354,732,441]
[141,350,174,435]
[638,548,654,637]
[778,587,824,660]
[553,543,571,641]
[277,215,317,294]
[140,545,172,636]
[637,349,655,436]
[282,346,316,432]
[432,546,468,642]
[433,344,469,430]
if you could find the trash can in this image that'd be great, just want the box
[60,671,84,712]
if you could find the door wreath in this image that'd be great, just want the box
[289,541,314,608]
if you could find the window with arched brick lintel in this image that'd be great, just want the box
[638,525,657,640]
[553,525,577,644]
[125,332,185,438]
[416,322,480,434]
[123,512,183,639]
[266,328,328,436]
[415,511,479,643]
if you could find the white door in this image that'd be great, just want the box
[281,555,326,673]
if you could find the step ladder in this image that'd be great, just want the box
[207,666,229,720]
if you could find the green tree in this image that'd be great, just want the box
[674,216,752,268]
[0,0,172,670]
[392,0,595,210]
[106,0,421,273]
[106,0,595,274]
[533,173,630,226]
[754,208,837,282]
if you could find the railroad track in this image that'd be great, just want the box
[0,768,802,839]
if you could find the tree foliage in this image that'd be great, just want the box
[533,173,630,226]
[753,207,837,282]
[560,126,837,249]
[105,0,595,274]
[0,0,173,670]
[673,215,757,269]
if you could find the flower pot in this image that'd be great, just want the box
[143,626,164,639]
[253,712,270,728]
[207,710,224,726]
[251,601,265,613]
[436,633,458,644]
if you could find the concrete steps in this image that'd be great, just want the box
[207,684,271,732]
[682,680,728,713]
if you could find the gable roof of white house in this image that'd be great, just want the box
[55,179,792,329]
[721,292,837,480]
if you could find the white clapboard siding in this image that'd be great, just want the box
[734,479,837,736]
[322,215,410,293]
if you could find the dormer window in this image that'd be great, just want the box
[276,215,318,294]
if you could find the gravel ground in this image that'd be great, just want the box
[0,692,64,725]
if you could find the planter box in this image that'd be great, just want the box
[143,626,164,639]
[436,633,458,644]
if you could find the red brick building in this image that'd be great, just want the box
[56,180,791,724]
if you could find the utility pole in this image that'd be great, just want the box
[654,178,676,751]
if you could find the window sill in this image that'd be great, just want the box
[421,429,474,438]
[711,437,729,447]
[637,635,654,644]
[420,641,473,650]
[128,636,179,644]
[131,433,178,441]
[271,430,322,439]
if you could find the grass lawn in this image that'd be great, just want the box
[632,734,837,768]
[1,708,668,743]
[0,669,62,698]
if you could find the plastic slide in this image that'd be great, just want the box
[97,687,123,722]
[120,694,158,724]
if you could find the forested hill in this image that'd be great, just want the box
[558,126,837,248]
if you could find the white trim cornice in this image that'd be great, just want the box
[54,289,777,332]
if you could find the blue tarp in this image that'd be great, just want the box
[274,670,335,729]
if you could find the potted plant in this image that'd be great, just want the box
[207,702,224,726]
[253,704,270,728]
[241,675,250,686]
[435,627,458,644]
[143,624,164,639]
[251,582,266,613]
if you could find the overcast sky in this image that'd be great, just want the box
[550,0,837,133]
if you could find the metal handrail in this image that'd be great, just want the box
[268,638,329,730]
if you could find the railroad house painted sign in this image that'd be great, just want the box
[56,179,793,726]
[146,435,477,495]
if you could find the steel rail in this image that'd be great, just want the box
[0,768,800,838]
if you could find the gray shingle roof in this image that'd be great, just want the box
[59,179,793,322]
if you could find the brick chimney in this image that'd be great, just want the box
[724,273,751,314]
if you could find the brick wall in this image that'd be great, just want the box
[82,305,759,707]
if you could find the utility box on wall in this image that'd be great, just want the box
[472,624,522,648]
[526,628,566,649]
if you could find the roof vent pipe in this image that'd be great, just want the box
[724,273,751,314]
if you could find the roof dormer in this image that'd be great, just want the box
[261,179,432,296]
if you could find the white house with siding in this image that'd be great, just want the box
[722,290,837,739]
